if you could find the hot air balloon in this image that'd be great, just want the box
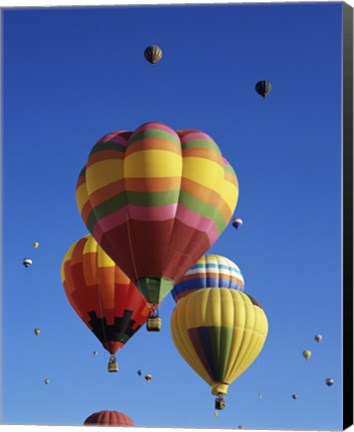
[258,392,263,400]
[144,45,163,64]
[76,122,239,329]
[303,350,311,360]
[23,258,32,268]
[292,394,298,400]
[44,379,50,384]
[83,410,134,426]
[314,334,323,343]
[255,80,272,98]
[170,288,268,410]
[93,351,98,356]
[232,217,243,230]
[33,242,39,249]
[61,234,152,372]
[171,254,245,303]
[325,378,334,387]
[34,328,40,336]
[145,374,152,382]
[137,370,143,376]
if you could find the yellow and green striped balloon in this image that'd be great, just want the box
[76,122,239,307]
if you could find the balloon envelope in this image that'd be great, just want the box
[171,254,245,302]
[84,410,134,426]
[170,288,268,397]
[315,334,323,342]
[232,218,243,229]
[255,80,272,98]
[23,258,32,268]
[325,378,334,387]
[61,234,151,356]
[144,45,163,64]
[76,122,239,306]
[303,350,311,360]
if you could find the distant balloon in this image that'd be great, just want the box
[23,258,32,268]
[255,80,272,98]
[83,410,134,426]
[44,379,49,384]
[292,394,298,400]
[137,370,143,376]
[144,45,163,64]
[303,350,311,360]
[314,334,323,343]
[34,328,40,336]
[93,351,98,356]
[232,217,243,230]
[145,374,152,382]
[258,392,263,400]
[33,242,39,249]
[325,378,334,387]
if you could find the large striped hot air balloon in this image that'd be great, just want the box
[61,234,152,371]
[171,254,245,303]
[76,122,239,327]
[83,410,134,426]
[170,288,268,409]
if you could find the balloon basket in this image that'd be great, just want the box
[215,397,226,410]
[108,355,119,373]
[146,317,161,332]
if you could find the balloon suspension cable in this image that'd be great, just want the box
[149,304,159,318]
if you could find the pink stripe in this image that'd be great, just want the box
[92,203,178,239]
[176,205,219,244]
[177,130,213,143]
[100,131,131,146]
[134,122,180,140]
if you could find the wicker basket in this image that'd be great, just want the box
[146,317,162,331]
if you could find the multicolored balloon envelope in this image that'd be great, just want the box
[170,288,268,408]
[171,254,245,302]
[83,410,134,426]
[144,45,163,64]
[76,122,239,311]
[61,234,152,370]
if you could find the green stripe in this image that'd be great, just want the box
[179,191,226,233]
[224,163,236,175]
[128,128,180,147]
[210,326,233,380]
[126,190,179,206]
[89,141,126,156]
[182,139,221,154]
[87,193,128,232]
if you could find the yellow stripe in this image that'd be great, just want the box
[125,150,182,178]
[182,157,225,192]
[61,242,78,282]
[221,179,239,213]
[76,183,89,213]
[86,160,124,194]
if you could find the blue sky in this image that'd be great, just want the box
[1,2,346,430]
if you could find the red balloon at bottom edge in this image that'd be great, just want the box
[83,410,134,426]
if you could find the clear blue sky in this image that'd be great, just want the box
[1,2,344,430]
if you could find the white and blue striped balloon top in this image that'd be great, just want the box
[171,255,245,303]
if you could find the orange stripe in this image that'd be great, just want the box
[89,179,125,207]
[125,177,181,192]
[87,149,124,166]
[125,138,181,156]
[182,148,224,164]
[81,200,93,224]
